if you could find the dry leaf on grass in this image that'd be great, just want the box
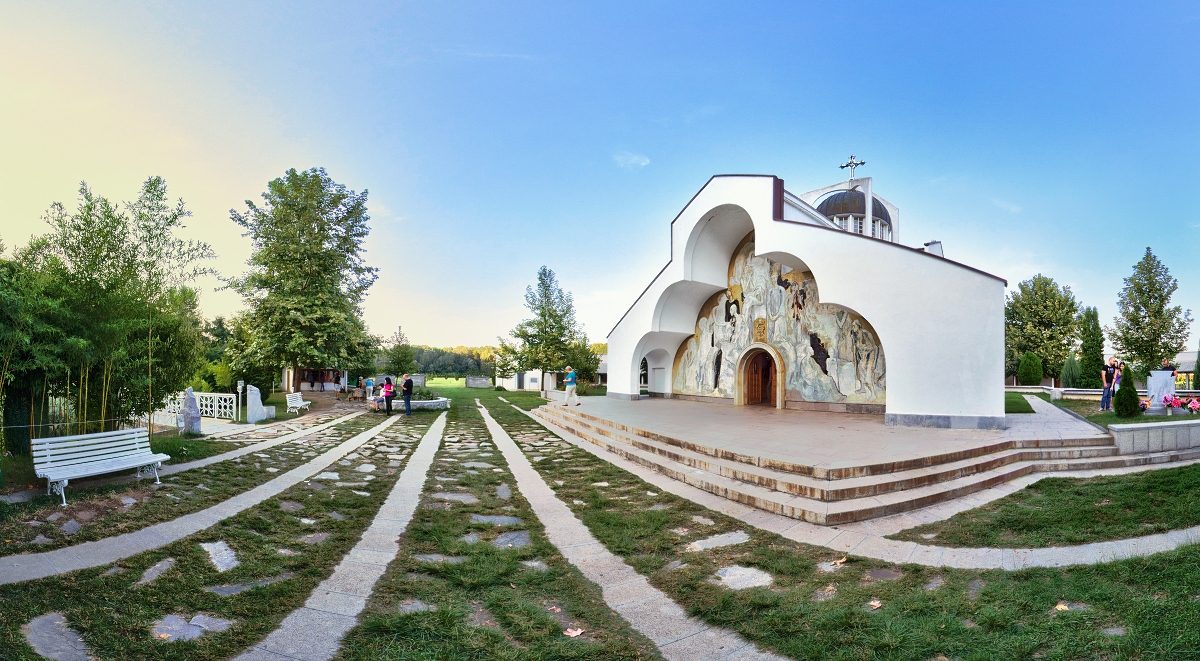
[1054,603,1070,611]
[868,599,882,610]
[564,628,584,637]
[830,556,847,567]
[547,605,562,613]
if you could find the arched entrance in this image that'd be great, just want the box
[743,350,776,406]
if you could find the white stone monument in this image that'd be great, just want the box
[179,387,202,434]
[245,384,275,423]
[1145,370,1176,415]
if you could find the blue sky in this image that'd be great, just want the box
[1,1,1197,348]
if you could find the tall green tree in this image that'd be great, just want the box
[229,168,378,390]
[1077,306,1105,389]
[1059,353,1081,388]
[1,179,209,453]
[381,327,418,376]
[1004,274,1080,379]
[1109,248,1193,374]
[496,266,591,379]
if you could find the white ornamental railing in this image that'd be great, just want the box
[154,392,238,423]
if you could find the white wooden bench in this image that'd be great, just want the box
[32,428,170,506]
[285,392,312,414]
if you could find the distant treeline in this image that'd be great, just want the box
[411,345,496,377]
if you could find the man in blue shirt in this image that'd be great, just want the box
[562,366,580,407]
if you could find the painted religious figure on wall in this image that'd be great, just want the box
[672,234,886,405]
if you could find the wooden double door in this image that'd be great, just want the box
[745,351,776,406]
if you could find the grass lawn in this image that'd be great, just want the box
[0,412,435,660]
[1051,396,1200,429]
[1005,392,1035,413]
[1,430,238,495]
[338,388,661,661]
[0,415,381,555]
[484,390,1200,660]
[887,462,1200,548]
[425,377,465,389]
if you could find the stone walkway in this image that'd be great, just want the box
[1004,394,1110,441]
[0,415,402,585]
[159,412,366,477]
[234,412,447,661]
[524,405,1200,570]
[478,403,786,661]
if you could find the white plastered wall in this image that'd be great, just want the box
[607,175,1006,427]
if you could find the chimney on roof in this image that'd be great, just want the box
[923,241,944,258]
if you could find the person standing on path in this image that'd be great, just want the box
[401,374,414,416]
[382,377,395,416]
[562,365,580,407]
[1100,358,1117,411]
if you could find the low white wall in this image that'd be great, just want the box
[1110,418,1200,454]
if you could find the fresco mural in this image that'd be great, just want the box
[672,235,886,405]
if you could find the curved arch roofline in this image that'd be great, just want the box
[607,174,1006,339]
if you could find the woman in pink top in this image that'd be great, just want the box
[382,377,395,416]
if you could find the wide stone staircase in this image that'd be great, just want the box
[531,404,1200,524]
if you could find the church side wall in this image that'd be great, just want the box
[608,175,1005,427]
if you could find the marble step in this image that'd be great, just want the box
[536,406,1117,502]
[532,407,1199,525]
[533,407,1039,524]
[543,405,1112,480]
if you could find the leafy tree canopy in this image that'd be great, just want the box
[1004,274,1079,378]
[382,327,418,376]
[495,266,593,378]
[229,168,378,387]
[1109,248,1193,374]
[1,178,210,452]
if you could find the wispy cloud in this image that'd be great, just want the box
[612,151,650,169]
[989,198,1023,214]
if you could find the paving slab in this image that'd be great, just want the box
[233,412,447,661]
[480,404,786,661]
[200,541,240,572]
[21,613,91,661]
[137,557,176,585]
[1,414,402,586]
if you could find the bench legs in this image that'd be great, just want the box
[137,463,162,485]
[47,479,68,507]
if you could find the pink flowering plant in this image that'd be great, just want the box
[1163,394,1183,409]
[1190,398,1200,412]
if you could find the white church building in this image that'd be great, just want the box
[607,166,1006,429]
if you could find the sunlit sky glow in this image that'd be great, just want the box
[2,1,1198,348]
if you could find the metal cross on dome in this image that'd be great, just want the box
[839,154,866,179]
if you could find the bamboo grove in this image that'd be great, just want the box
[0,177,212,455]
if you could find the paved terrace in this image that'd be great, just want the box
[564,395,1106,474]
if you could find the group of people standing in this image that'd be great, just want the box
[361,374,415,416]
[1099,357,1180,412]
[1099,358,1126,412]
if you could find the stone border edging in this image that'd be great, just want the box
[0,414,403,586]
[161,412,367,476]
[479,403,787,661]
[233,412,448,661]
[521,405,1200,570]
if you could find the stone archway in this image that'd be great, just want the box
[734,342,786,409]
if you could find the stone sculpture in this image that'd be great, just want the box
[245,384,273,423]
[1146,370,1176,415]
[179,387,202,434]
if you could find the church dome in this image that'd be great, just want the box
[816,190,892,224]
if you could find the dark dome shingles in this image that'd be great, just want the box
[815,190,891,224]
